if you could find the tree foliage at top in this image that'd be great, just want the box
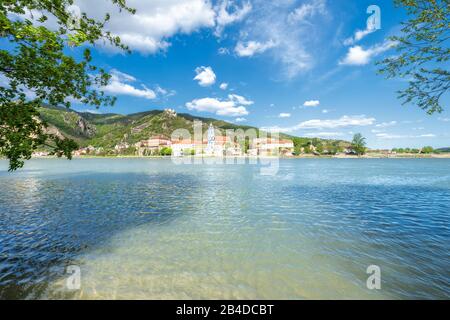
[377,0,450,115]
[0,0,135,170]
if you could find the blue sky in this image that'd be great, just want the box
[64,0,449,148]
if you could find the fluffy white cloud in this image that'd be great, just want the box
[279,113,291,118]
[343,27,376,46]
[74,0,252,54]
[73,0,217,54]
[215,0,252,35]
[235,40,276,57]
[220,83,229,90]
[303,100,320,107]
[438,117,450,122]
[101,69,156,100]
[186,94,253,117]
[235,117,247,122]
[194,66,216,87]
[263,115,375,133]
[228,94,254,105]
[375,121,397,128]
[339,41,397,66]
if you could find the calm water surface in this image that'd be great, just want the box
[0,158,449,299]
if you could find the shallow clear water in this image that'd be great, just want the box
[0,158,449,299]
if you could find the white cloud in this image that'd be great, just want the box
[376,133,436,139]
[287,0,326,23]
[186,94,253,117]
[262,115,376,133]
[79,109,101,114]
[215,0,252,36]
[322,109,329,114]
[303,100,320,107]
[298,115,376,129]
[339,41,397,66]
[438,117,450,122]
[420,134,436,138]
[211,0,330,78]
[220,83,229,90]
[257,0,327,77]
[228,94,254,105]
[155,85,176,98]
[194,66,216,87]
[70,0,253,55]
[235,40,276,57]
[375,121,397,128]
[74,0,217,54]
[305,132,344,138]
[343,27,376,46]
[376,133,403,139]
[101,69,156,100]
[235,117,247,122]
[279,113,291,118]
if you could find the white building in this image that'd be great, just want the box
[171,139,194,157]
[253,138,294,156]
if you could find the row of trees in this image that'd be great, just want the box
[292,134,367,156]
[392,146,435,154]
[292,138,344,156]
[136,147,173,157]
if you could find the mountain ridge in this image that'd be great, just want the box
[38,105,351,152]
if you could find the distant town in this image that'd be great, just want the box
[31,123,449,159]
[74,124,298,158]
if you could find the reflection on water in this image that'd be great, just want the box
[0,158,449,299]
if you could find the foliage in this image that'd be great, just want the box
[0,0,135,170]
[377,0,450,114]
[421,146,434,154]
[159,147,172,156]
[351,133,367,155]
[120,146,136,156]
[392,147,421,154]
[315,144,324,154]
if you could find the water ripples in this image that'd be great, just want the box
[0,158,449,299]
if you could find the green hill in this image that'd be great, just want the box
[38,106,351,152]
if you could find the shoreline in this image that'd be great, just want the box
[16,153,450,160]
